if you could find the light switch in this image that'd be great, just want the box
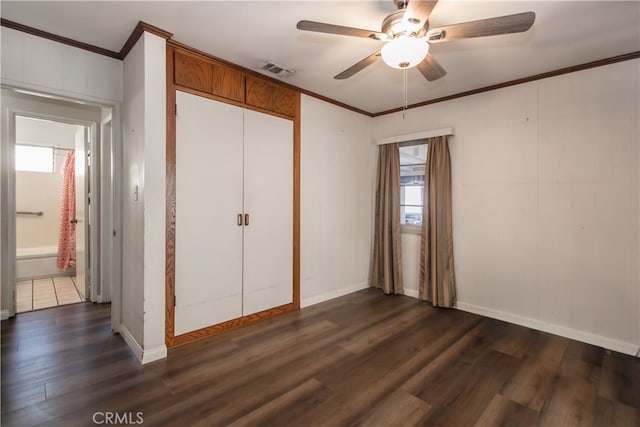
[133,185,139,201]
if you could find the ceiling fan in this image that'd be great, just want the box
[296,0,535,81]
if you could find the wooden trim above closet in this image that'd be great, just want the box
[165,44,301,347]
[245,76,297,117]
[167,39,371,117]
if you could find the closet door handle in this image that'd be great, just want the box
[237,214,243,226]
[244,213,250,226]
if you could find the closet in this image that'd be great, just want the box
[174,91,292,335]
[166,45,300,346]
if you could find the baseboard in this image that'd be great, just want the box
[456,301,640,357]
[119,324,143,362]
[1,309,10,320]
[119,324,168,364]
[402,288,419,299]
[301,282,369,308]
[141,345,167,364]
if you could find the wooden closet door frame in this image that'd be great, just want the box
[165,45,300,347]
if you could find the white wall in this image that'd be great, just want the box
[15,118,80,251]
[16,154,66,250]
[121,32,167,364]
[300,95,375,306]
[122,34,146,352]
[1,27,122,104]
[141,33,167,363]
[373,59,640,356]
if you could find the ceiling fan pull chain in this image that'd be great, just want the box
[403,68,408,120]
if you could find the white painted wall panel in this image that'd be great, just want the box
[122,38,145,346]
[1,28,24,82]
[62,47,88,95]
[89,51,124,102]
[537,62,640,345]
[373,59,640,355]
[300,95,375,306]
[23,35,65,91]
[140,32,167,361]
[121,32,168,362]
[1,27,122,103]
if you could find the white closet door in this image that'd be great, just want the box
[243,109,293,315]
[175,91,244,335]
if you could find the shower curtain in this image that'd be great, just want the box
[57,150,76,270]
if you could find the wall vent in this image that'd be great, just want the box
[257,61,296,78]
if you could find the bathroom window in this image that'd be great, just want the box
[15,144,54,173]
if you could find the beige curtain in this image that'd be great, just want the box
[419,136,456,307]
[370,143,403,294]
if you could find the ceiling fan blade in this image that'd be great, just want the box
[417,53,446,81]
[427,11,535,43]
[403,0,438,28]
[297,20,387,40]
[334,51,381,80]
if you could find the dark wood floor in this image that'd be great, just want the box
[2,288,639,426]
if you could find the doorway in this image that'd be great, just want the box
[1,88,118,322]
[14,116,89,312]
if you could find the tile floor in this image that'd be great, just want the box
[16,276,84,313]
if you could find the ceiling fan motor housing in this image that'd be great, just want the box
[382,9,428,38]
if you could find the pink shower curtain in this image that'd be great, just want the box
[57,151,76,270]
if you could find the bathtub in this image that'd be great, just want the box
[16,246,74,280]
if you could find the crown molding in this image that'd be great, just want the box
[0,18,120,59]
[372,51,640,117]
[119,21,173,59]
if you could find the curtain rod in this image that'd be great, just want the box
[376,127,455,145]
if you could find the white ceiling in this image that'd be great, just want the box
[2,1,639,114]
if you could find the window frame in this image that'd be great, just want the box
[399,139,427,233]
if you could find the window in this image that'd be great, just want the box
[15,144,54,173]
[399,142,427,226]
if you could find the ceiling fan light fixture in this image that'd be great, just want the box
[381,36,429,69]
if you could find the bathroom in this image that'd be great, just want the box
[15,115,87,312]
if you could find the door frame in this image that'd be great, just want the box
[0,88,122,331]
[97,114,114,304]
[10,111,96,302]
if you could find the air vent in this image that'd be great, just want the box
[258,61,296,78]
